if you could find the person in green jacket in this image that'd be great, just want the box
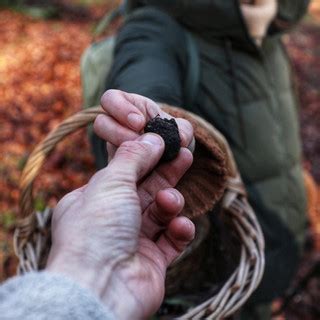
[93,0,310,318]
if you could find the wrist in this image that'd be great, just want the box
[45,245,142,320]
[45,244,113,301]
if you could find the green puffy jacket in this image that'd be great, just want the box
[175,0,310,304]
[94,0,310,305]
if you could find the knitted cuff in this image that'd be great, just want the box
[0,272,115,320]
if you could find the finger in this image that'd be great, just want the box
[99,90,194,149]
[141,188,184,240]
[138,148,193,211]
[94,113,194,151]
[175,118,194,148]
[156,216,195,266]
[188,136,196,153]
[112,90,166,120]
[100,89,145,131]
[94,114,139,145]
[105,133,165,184]
[100,89,161,131]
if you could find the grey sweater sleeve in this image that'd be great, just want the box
[0,272,115,320]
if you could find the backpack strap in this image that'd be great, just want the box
[93,1,131,38]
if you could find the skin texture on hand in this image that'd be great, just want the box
[46,90,195,320]
[240,0,278,46]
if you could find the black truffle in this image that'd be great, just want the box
[144,116,181,162]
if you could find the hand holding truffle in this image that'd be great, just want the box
[47,133,194,320]
[94,89,194,161]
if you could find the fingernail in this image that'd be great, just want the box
[127,113,144,130]
[168,190,179,203]
[140,133,163,145]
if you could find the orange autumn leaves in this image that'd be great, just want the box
[0,10,95,216]
[0,7,107,278]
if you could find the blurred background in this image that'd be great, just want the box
[0,0,319,318]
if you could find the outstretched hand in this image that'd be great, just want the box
[46,132,195,319]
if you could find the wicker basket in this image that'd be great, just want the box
[13,106,265,319]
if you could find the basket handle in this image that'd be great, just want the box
[19,106,104,220]
[15,106,265,319]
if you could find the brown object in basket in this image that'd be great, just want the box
[163,105,228,219]
[143,109,228,216]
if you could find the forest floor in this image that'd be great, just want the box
[0,1,319,318]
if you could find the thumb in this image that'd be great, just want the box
[107,133,165,183]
